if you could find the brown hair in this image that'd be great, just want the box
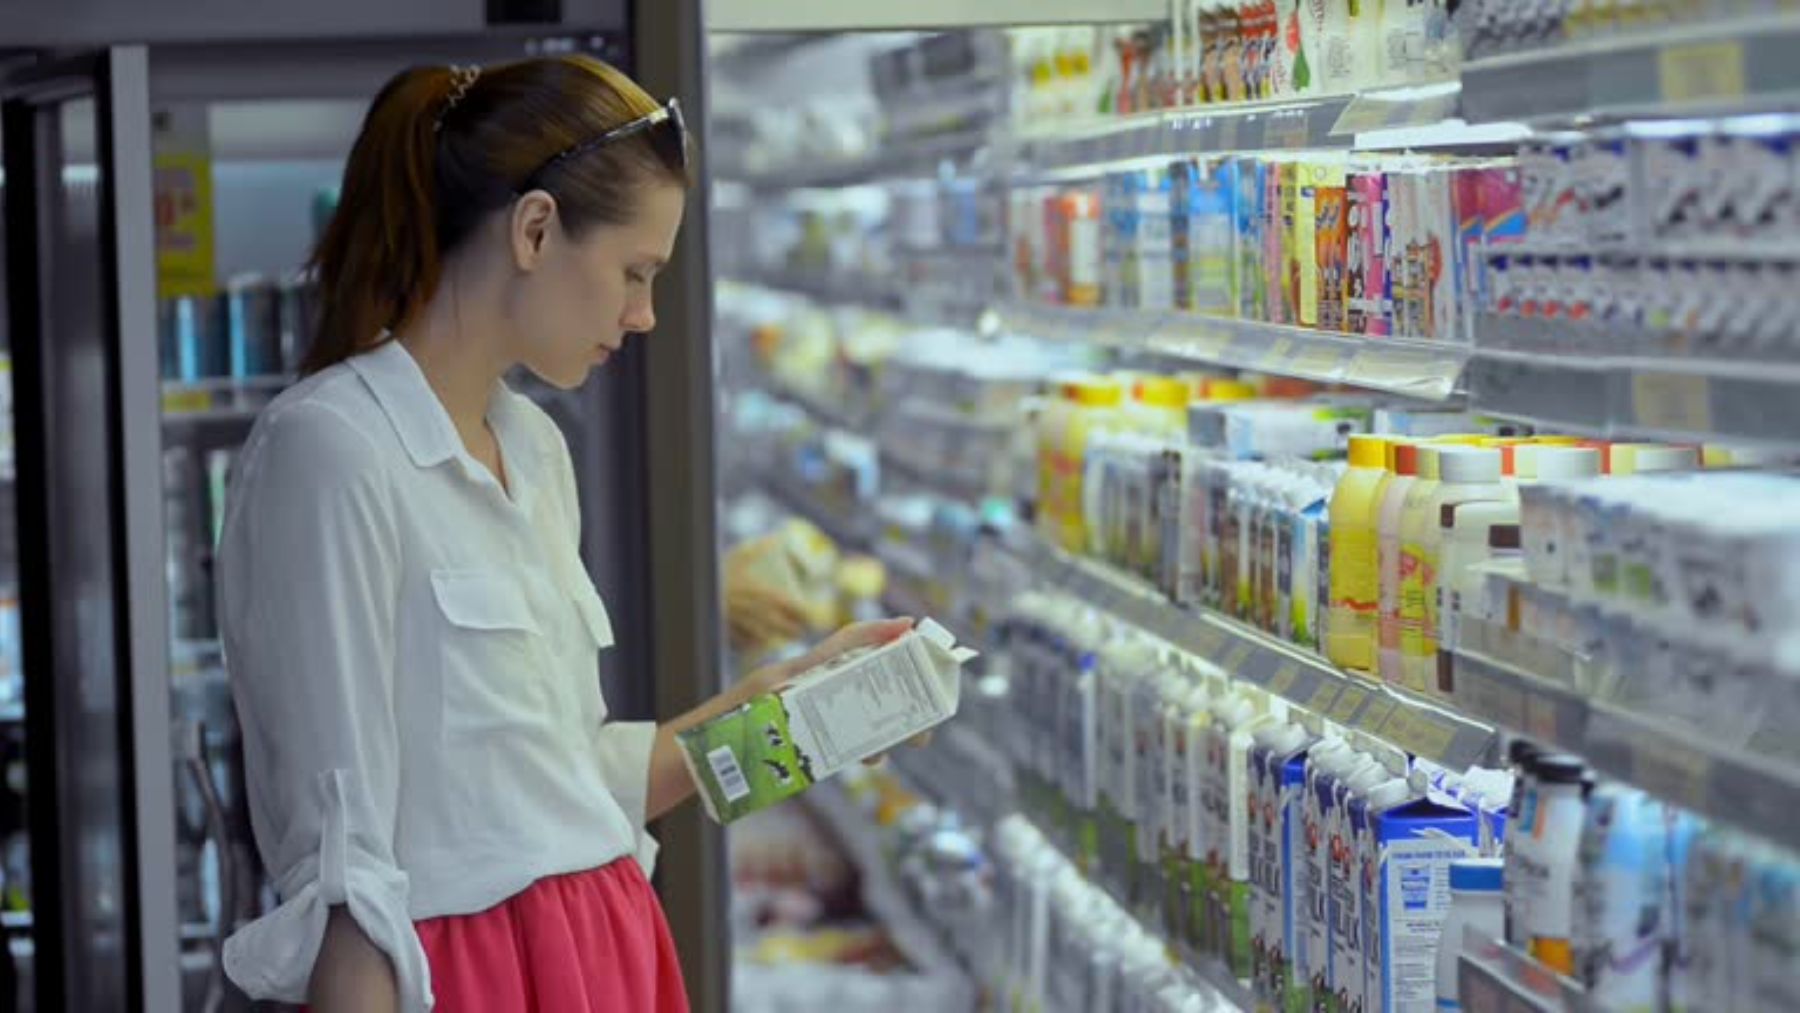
[303,55,688,374]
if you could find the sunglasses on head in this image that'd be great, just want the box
[518,97,688,193]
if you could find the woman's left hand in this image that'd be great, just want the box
[738,617,914,698]
[735,618,934,757]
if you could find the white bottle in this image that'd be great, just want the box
[1435,858,1507,1010]
[1522,754,1588,977]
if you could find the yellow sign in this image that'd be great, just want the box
[153,148,216,299]
[1658,41,1746,104]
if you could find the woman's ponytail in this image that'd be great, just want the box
[303,66,453,375]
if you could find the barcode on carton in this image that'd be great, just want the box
[706,746,750,802]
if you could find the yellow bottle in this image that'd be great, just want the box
[1060,376,1125,551]
[1326,435,1389,672]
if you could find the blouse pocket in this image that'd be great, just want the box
[563,578,615,730]
[429,569,546,738]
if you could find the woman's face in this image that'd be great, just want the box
[506,181,687,389]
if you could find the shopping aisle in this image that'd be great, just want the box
[705,11,1800,1013]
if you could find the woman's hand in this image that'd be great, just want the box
[737,617,915,699]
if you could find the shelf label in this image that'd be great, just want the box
[1457,666,1527,730]
[1659,40,1746,104]
[1222,641,1255,674]
[1346,349,1462,397]
[1267,661,1303,697]
[1305,681,1343,713]
[1356,697,1399,736]
[1326,684,1369,723]
[1288,344,1347,378]
[1149,324,1232,361]
[1630,739,1711,811]
[1630,371,1712,434]
[1524,693,1564,743]
[1262,110,1312,149]
[1331,97,1393,136]
[1186,624,1230,656]
[1261,337,1297,368]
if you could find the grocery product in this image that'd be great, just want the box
[1434,859,1507,1011]
[1572,786,1670,1011]
[1403,447,1511,695]
[1376,441,1420,685]
[681,620,976,823]
[1518,754,1588,975]
[1327,435,1390,672]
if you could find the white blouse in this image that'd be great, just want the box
[217,340,657,1011]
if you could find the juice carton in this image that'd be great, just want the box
[1238,158,1271,320]
[680,619,975,822]
[1313,165,1352,331]
[1346,172,1390,336]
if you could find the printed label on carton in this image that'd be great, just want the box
[679,620,973,822]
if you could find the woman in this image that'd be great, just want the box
[217,56,907,1012]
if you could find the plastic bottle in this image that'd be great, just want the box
[1396,445,1445,690]
[1403,447,1510,695]
[1572,786,1668,1011]
[1523,754,1588,976]
[1435,859,1507,1010]
[1375,441,1420,685]
[1503,741,1540,947]
[1059,376,1125,552]
[1435,496,1521,696]
[1327,435,1389,671]
[1608,442,1698,476]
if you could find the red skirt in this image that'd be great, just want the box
[417,860,689,1012]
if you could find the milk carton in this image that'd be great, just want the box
[1301,739,1356,1009]
[680,619,975,822]
[1370,790,1481,1012]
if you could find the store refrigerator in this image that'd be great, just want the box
[1,3,725,1009]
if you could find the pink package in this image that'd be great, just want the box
[1346,173,1390,337]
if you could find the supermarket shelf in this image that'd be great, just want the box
[760,480,875,552]
[879,443,993,504]
[1456,932,1591,1012]
[804,780,978,1008]
[1024,538,1499,772]
[1015,83,1465,173]
[1468,336,1800,446]
[710,0,1165,31]
[1003,303,1469,400]
[1461,14,1800,124]
[1452,646,1800,851]
[725,125,991,190]
[736,270,906,309]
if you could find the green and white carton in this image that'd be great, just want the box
[678,619,977,823]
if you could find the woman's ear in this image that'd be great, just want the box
[510,190,559,272]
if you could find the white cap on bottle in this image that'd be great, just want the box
[1437,446,1504,483]
[1624,444,1700,473]
[1524,445,1603,481]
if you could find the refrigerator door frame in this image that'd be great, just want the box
[2,45,182,1013]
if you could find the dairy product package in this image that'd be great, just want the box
[1300,738,1353,1011]
[1327,759,1391,1013]
[681,619,975,823]
[1249,723,1313,1008]
[1370,788,1481,1013]
[1572,786,1669,1011]
[1346,171,1391,336]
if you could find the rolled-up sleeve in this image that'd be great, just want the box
[217,403,433,1011]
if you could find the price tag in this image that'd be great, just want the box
[1630,738,1711,811]
[1222,641,1255,674]
[1405,714,1459,762]
[1330,97,1392,137]
[1262,111,1312,149]
[1261,337,1297,369]
[1659,40,1746,104]
[1214,116,1241,152]
[1631,371,1712,434]
[1267,661,1303,697]
[1187,624,1229,656]
[1356,697,1399,736]
[1327,684,1369,724]
[1288,344,1346,378]
[1305,681,1343,713]
[1346,349,1462,396]
[1151,321,1232,361]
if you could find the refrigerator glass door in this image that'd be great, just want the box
[2,46,182,1013]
